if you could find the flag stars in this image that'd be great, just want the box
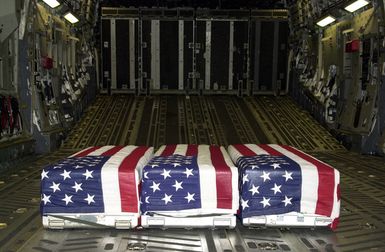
[249,184,260,195]
[41,170,49,180]
[161,169,171,179]
[60,170,71,180]
[150,181,161,193]
[50,182,61,193]
[144,172,149,179]
[260,171,271,182]
[241,198,249,210]
[184,192,195,203]
[84,194,95,205]
[72,182,83,192]
[183,168,194,178]
[62,194,73,205]
[251,165,259,169]
[282,196,293,207]
[282,170,293,182]
[162,194,173,205]
[172,163,181,167]
[150,164,159,168]
[242,174,249,184]
[172,180,183,192]
[260,197,271,208]
[82,169,93,180]
[271,163,281,169]
[145,196,150,204]
[41,194,51,205]
[270,183,282,195]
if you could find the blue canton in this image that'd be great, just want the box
[237,155,302,218]
[140,155,201,213]
[41,156,108,214]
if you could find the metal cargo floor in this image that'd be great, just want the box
[1,95,384,252]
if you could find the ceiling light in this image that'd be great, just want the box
[316,16,336,27]
[64,12,79,24]
[42,0,61,8]
[344,0,369,12]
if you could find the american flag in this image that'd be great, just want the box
[41,145,153,215]
[140,144,239,214]
[228,144,340,229]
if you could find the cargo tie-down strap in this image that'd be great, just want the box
[146,212,230,218]
[47,215,115,228]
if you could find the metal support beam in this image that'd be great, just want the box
[228,21,234,90]
[253,21,261,92]
[272,21,279,93]
[178,20,184,90]
[129,19,136,90]
[192,20,197,91]
[205,21,211,90]
[138,19,143,93]
[151,20,160,90]
[110,19,117,90]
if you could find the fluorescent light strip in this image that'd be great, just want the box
[316,16,336,27]
[64,12,79,24]
[344,0,369,12]
[42,0,61,8]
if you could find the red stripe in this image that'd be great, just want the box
[280,145,335,217]
[160,145,177,156]
[186,144,198,156]
[329,217,339,230]
[119,146,150,212]
[232,144,256,156]
[209,146,232,209]
[73,146,101,157]
[258,144,283,156]
[101,146,125,156]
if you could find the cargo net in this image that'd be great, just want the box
[0,95,23,139]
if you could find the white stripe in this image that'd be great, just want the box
[220,146,239,211]
[220,146,235,168]
[155,145,166,156]
[101,145,138,214]
[227,145,243,164]
[269,144,319,214]
[135,147,154,181]
[197,145,216,209]
[245,144,269,155]
[69,146,94,157]
[227,144,270,162]
[87,145,116,156]
[173,144,188,155]
[330,169,340,220]
[133,147,154,212]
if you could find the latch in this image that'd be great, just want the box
[213,218,232,228]
[315,217,331,226]
[115,220,132,229]
[297,214,305,223]
[147,217,165,227]
[48,219,65,229]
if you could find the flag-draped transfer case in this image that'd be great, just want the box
[140,144,239,228]
[228,144,340,230]
[40,145,154,229]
